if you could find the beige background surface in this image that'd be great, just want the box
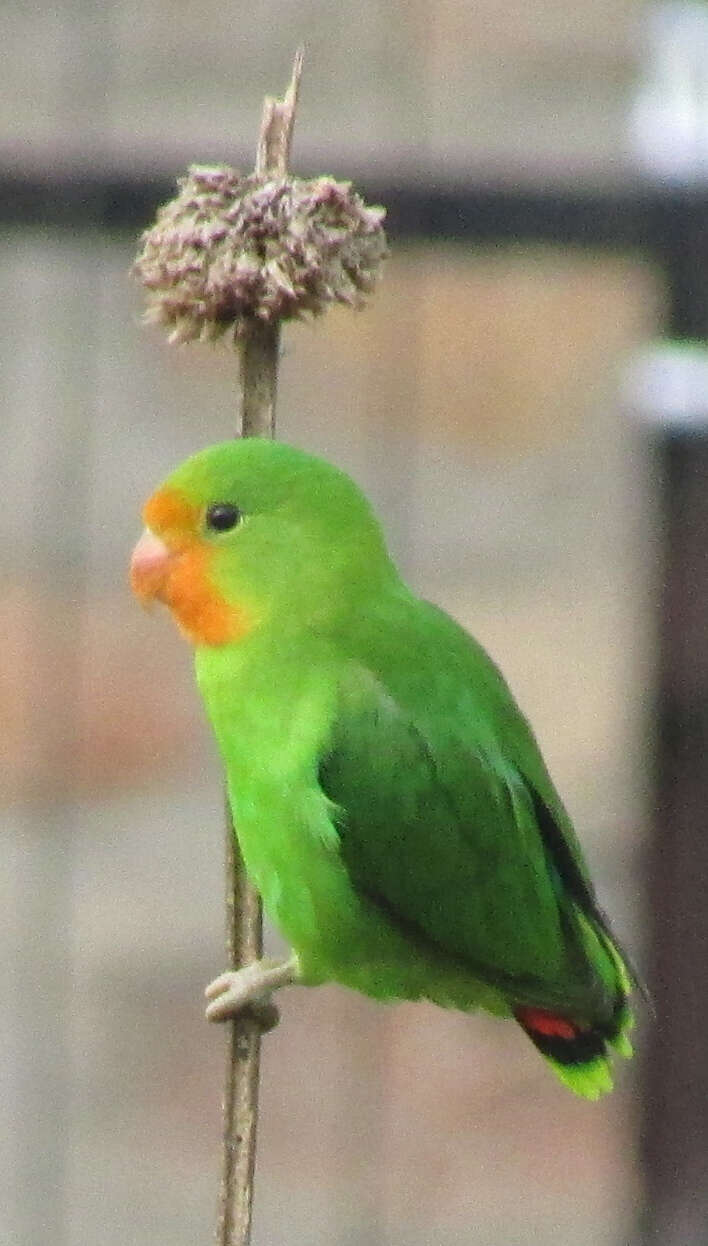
[3,1,643,180]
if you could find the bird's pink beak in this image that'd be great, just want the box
[130,528,173,604]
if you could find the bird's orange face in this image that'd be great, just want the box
[130,487,253,646]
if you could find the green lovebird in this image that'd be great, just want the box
[131,438,636,1099]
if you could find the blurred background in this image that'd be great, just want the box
[3,2,708,1244]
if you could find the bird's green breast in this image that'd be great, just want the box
[194,630,365,977]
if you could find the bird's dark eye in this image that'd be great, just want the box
[206,503,242,533]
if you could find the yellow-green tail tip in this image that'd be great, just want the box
[516,999,634,1099]
[547,1054,615,1100]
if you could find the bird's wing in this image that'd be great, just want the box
[318,662,616,1016]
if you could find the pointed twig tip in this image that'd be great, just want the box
[292,45,305,85]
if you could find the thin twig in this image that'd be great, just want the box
[216,47,304,1246]
[255,46,303,179]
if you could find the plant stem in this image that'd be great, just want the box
[217,807,265,1246]
[216,48,303,1246]
[238,322,281,437]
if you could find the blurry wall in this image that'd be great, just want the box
[1,5,660,1246]
[2,0,640,180]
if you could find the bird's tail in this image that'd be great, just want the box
[514,944,634,1100]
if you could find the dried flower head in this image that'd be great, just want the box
[133,164,387,344]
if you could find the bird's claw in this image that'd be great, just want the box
[205,966,275,1024]
[204,956,296,1025]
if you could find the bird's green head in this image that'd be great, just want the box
[130,439,396,645]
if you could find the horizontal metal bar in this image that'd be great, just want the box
[2,168,708,252]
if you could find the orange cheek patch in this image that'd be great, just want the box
[164,544,252,646]
[142,486,253,646]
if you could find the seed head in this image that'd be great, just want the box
[133,164,387,344]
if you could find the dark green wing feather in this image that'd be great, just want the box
[318,657,620,1021]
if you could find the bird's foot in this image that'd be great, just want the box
[205,954,298,1025]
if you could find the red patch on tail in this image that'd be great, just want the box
[515,1006,578,1041]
